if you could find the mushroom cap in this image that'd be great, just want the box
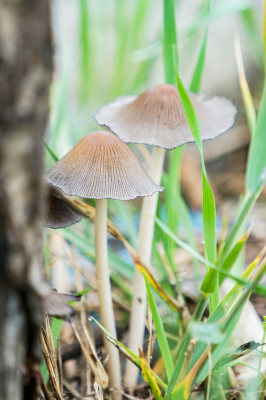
[43,289,79,318]
[43,181,83,228]
[46,131,163,200]
[94,84,237,150]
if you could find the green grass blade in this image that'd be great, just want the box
[171,73,217,300]
[196,261,266,382]
[163,336,191,400]
[218,230,249,283]
[131,0,153,48]
[214,341,263,371]
[144,276,174,382]
[112,0,130,95]
[234,35,256,136]
[176,73,203,151]
[188,257,265,380]
[175,73,217,256]
[190,0,211,93]
[164,146,183,261]
[79,0,90,102]
[163,149,200,283]
[246,2,266,192]
[196,300,247,382]
[89,315,167,390]
[89,315,140,365]
[218,181,264,264]
[239,6,264,68]
[201,230,249,293]
[201,172,217,264]
[154,216,266,295]
[246,81,266,192]
[189,29,208,92]
[43,140,59,162]
[162,0,201,285]
[187,251,265,372]
[163,0,178,84]
[139,350,164,400]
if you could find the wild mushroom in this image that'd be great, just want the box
[43,181,83,229]
[43,289,80,319]
[46,131,163,399]
[95,83,237,387]
[94,84,237,148]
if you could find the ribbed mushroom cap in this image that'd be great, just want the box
[46,131,163,200]
[94,84,237,150]
[43,182,83,228]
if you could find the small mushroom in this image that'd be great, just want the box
[95,83,237,388]
[43,181,83,229]
[94,83,237,149]
[46,131,162,398]
[47,131,161,200]
[43,289,80,319]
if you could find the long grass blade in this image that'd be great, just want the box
[175,74,217,278]
[139,349,163,400]
[218,180,265,265]
[196,260,266,382]
[144,276,174,382]
[234,34,256,135]
[163,336,191,400]
[201,229,250,293]
[154,216,266,295]
[79,0,90,102]
[190,0,211,92]
[187,249,266,372]
[163,0,178,84]
[246,0,266,192]
[89,316,167,390]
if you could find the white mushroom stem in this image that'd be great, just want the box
[124,147,166,389]
[95,199,122,400]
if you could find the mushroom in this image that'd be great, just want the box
[43,289,80,319]
[43,181,83,229]
[95,83,237,387]
[94,84,237,149]
[46,131,163,398]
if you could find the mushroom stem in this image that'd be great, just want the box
[95,199,122,400]
[124,147,165,389]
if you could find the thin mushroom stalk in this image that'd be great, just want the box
[95,199,121,399]
[124,147,165,388]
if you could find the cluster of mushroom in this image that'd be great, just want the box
[44,84,237,395]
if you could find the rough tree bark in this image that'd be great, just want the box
[0,1,52,399]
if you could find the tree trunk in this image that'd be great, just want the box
[0,1,52,399]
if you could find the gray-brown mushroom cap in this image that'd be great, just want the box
[46,131,163,200]
[94,84,237,150]
[43,289,80,319]
[43,182,83,228]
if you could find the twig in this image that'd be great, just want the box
[71,321,109,389]
[57,341,63,394]
[63,379,83,399]
[40,319,63,400]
